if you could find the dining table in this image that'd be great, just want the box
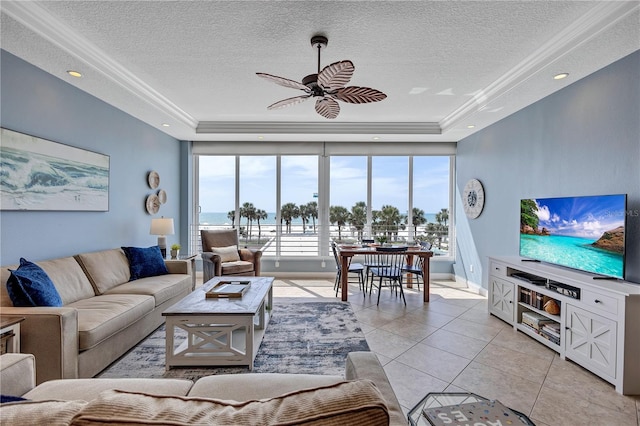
[336,245,434,302]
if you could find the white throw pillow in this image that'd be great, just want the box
[210,245,240,263]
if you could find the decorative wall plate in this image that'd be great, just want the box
[147,171,160,189]
[463,178,485,219]
[145,194,160,215]
[158,189,167,204]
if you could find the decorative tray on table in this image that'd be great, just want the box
[205,281,251,298]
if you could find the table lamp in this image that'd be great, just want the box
[150,217,174,257]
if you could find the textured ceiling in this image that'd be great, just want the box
[1,1,638,142]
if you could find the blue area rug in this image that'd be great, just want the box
[99,301,369,381]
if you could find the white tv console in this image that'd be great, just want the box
[488,256,640,395]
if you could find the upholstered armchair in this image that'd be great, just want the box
[200,229,262,283]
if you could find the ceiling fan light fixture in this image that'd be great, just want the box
[256,35,386,119]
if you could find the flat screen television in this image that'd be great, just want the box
[520,194,626,280]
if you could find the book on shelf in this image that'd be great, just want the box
[542,323,561,335]
[422,399,530,426]
[519,289,547,310]
[541,329,561,345]
[522,311,555,329]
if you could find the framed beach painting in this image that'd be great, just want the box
[1,128,110,211]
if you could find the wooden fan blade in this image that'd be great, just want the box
[317,60,354,90]
[315,97,340,119]
[256,73,310,91]
[334,86,387,104]
[267,95,311,110]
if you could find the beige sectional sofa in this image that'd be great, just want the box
[0,352,405,425]
[0,249,192,384]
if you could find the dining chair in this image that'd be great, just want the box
[402,241,432,290]
[368,249,406,305]
[402,255,424,291]
[331,242,366,297]
[363,251,389,292]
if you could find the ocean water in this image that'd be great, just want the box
[520,234,624,279]
[199,212,439,226]
[1,146,109,210]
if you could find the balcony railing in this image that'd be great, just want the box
[191,223,449,257]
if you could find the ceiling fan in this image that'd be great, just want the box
[256,35,386,119]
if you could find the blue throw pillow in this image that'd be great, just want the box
[6,258,63,307]
[122,246,168,280]
[1,395,28,403]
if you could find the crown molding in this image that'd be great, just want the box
[440,1,639,132]
[1,1,198,129]
[196,121,442,135]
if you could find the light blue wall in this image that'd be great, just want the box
[456,50,640,286]
[0,50,183,265]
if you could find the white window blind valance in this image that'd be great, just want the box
[192,141,456,156]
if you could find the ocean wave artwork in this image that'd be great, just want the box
[1,128,109,211]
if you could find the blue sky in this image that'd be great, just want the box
[532,194,626,239]
[199,156,450,214]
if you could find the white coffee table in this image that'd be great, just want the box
[162,276,274,370]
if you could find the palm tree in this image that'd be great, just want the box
[435,208,449,227]
[227,210,236,228]
[350,201,367,241]
[255,209,268,242]
[298,203,310,234]
[281,202,299,234]
[304,201,318,233]
[425,222,438,246]
[240,202,256,240]
[434,208,449,249]
[329,205,350,240]
[371,209,382,237]
[408,207,427,238]
[378,205,402,240]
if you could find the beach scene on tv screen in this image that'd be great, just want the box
[520,195,625,279]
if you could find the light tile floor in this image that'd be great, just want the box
[200,274,640,425]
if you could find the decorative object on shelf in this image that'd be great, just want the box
[0,128,110,211]
[170,243,180,259]
[145,194,160,215]
[157,189,167,204]
[147,171,160,189]
[149,217,174,257]
[462,178,485,219]
[256,35,386,119]
[544,299,560,315]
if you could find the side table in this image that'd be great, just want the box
[0,316,25,354]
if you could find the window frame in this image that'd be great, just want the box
[193,142,456,262]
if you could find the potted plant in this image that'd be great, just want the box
[170,243,181,259]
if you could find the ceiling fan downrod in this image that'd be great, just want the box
[311,35,328,75]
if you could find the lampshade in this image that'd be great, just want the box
[150,218,174,236]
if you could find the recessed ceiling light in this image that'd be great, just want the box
[257,136,264,140]
[67,70,82,78]
[467,125,475,129]
[409,87,428,95]
[554,73,569,80]
[161,123,170,127]
[372,136,380,140]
